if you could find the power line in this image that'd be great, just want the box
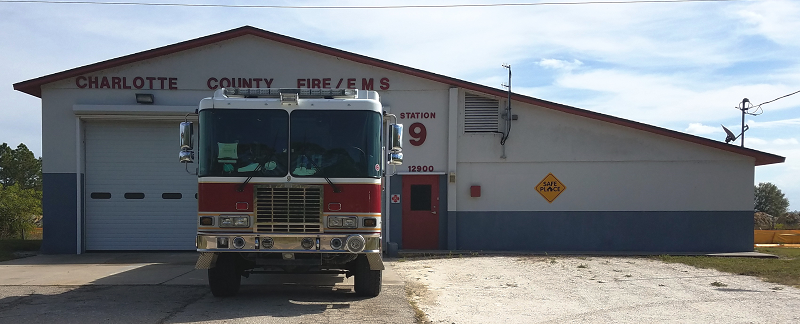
[755,89,800,108]
[731,89,800,122]
[0,0,747,9]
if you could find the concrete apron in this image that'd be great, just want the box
[0,252,405,287]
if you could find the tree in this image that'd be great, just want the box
[0,143,43,238]
[0,143,42,191]
[754,182,790,218]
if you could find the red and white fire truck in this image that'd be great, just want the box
[179,88,403,297]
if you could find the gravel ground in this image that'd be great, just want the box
[389,255,800,323]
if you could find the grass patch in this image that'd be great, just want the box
[655,248,800,288]
[0,239,42,262]
[404,281,431,324]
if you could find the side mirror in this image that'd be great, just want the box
[179,150,194,163]
[180,122,193,150]
[389,152,403,165]
[390,124,403,152]
[180,122,194,163]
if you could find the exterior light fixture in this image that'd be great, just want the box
[135,93,154,104]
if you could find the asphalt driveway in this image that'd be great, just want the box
[0,252,416,323]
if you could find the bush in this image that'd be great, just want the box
[778,211,800,230]
[754,212,776,230]
[0,184,42,239]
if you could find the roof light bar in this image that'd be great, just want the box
[221,88,358,98]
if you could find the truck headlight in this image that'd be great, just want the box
[328,216,357,229]
[219,216,250,228]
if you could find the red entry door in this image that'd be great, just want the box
[402,175,440,249]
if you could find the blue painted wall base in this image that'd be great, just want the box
[455,211,753,253]
[41,173,80,254]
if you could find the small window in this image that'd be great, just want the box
[410,185,432,211]
[162,193,182,199]
[90,192,111,199]
[124,193,145,199]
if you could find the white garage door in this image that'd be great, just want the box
[85,121,197,250]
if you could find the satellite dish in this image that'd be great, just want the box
[721,125,736,143]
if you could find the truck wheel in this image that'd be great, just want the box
[208,253,241,297]
[354,256,382,297]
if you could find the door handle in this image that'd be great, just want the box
[431,211,437,214]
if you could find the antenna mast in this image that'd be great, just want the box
[721,98,757,147]
[500,64,512,158]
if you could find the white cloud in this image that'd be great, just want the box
[748,118,800,128]
[685,123,721,135]
[538,59,583,71]
[773,138,799,145]
[734,0,800,47]
[541,69,800,125]
[748,137,800,146]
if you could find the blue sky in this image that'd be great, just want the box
[2,0,799,209]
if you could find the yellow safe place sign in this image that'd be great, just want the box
[536,173,566,203]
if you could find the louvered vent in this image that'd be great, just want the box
[254,185,322,233]
[465,93,499,133]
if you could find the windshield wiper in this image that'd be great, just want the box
[236,164,262,192]
[237,140,276,192]
[303,153,341,193]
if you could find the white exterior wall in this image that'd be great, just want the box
[454,91,755,212]
[39,34,755,212]
[41,35,451,174]
[32,30,763,253]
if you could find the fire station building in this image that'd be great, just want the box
[14,26,783,254]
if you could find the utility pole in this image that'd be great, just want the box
[500,64,512,159]
[739,98,749,147]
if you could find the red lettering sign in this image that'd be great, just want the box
[399,112,436,119]
[409,122,427,146]
[208,77,274,89]
[362,78,374,90]
[76,76,86,88]
[380,77,390,90]
[74,76,391,91]
[74,76,179,90]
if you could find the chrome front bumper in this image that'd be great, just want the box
[196,233,381,253]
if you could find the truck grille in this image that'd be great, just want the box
[254,184,322,233]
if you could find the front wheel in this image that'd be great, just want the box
[208,253,241,297]
[353,255,382,297]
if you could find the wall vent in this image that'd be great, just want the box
[464,93,499,133]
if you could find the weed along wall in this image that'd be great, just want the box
[14,26,784,254]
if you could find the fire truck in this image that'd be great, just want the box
[179,88,403,297]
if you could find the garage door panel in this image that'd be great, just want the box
[85,121,197,250]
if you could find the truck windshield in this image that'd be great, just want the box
[290,110,381,179]
[199,109,290,177]
[199,109,381,179]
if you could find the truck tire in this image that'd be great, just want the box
[208,253,241,297]
[354,255,382,297]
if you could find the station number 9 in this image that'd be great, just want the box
[409,122,426,146]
